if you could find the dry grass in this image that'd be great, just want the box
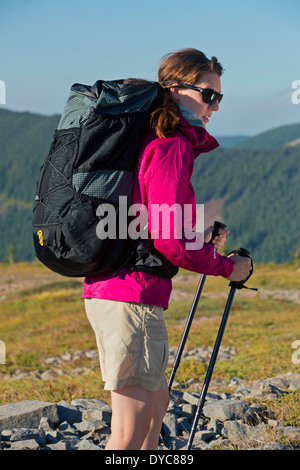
[0,260,299,416]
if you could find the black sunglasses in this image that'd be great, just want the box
[163,81,223,105]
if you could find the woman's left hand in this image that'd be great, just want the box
[204,225,230,251]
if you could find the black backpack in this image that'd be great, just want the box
[32,79,178,278]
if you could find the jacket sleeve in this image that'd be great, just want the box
[143,137,235,278]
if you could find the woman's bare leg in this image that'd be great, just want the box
[140,379,169,450]
[105,381,169,450]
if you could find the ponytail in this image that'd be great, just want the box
[150,86,180,138]
[123,78,180,139]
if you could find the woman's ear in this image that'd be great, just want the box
[170,86,180,101]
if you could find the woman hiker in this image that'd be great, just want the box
[83,48,251,450]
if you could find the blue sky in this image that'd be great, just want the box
[1,0,299,136]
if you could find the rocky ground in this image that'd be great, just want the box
[0,373,300,451]
[1,347,300,450]
[1,267,299,450]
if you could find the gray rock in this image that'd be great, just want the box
[58,421,79,437]
[180,403,196,419]
[71,398,110,411]
[182,391,199,406]
[75,439,102,450]
[0,401,59,432]
[162,412,178,437]
[222,421,271,447]
[203,398,251,422]
[45,430,60,444]
[9,439,41,450]
[289,379,300,391]
[82,409,112,425]
[194,429,216,442]
[277,426,300,442]
[39,417,54,432]
[59,436,81,449]
[233,385,255,397]
[43,440,72,450]
[70,398,112,425]
[57,400,82,424]
[176,417,192,436]
[1,427,46,444]
[206,419,223,435]
[73,419,107,437]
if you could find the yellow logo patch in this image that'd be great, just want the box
[37,229,44,246]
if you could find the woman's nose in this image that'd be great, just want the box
[209,100,220,111]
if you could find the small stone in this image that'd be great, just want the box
[289,379,300,391]
[194,429,215,442]
[181,403,196,419]
[9,439,41,450]
[162,412,178,437]
[76,439,101,450]
[61,352,72,361]
[44,440,72,450]
[58,421,79,437]
[73,419,108,437]
[268,419,280,427]
[1,428,46,444]
[85,350,98,359]
[39,417,54,432]
[46,431,60,444]
[57,400,82,424]
[182,391,199,406]
[82,409,112,425]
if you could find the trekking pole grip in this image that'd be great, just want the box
[228,247,257,291]
[209,221,227,258]
[209,220,227,244]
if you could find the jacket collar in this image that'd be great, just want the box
[177,112,219,158]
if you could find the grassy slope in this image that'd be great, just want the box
[0,261,299,427]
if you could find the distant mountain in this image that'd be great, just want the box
[215,135,249,148]
[0,108,299,264]
[0,109,60,262]
[232,123,300,149]
[0,109,60,202]
[191,143,300,263]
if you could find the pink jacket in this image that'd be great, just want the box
[83,114,234,308]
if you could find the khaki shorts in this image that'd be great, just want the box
[84,298,169,392]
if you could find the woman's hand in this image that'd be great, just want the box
[226,254,252,282]
[204,225,229,251]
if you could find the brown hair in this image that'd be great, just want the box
[154,48,223,138]
[158,48,223,86]
[125,49,223,138]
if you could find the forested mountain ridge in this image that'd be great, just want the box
[231,122,300,149]
[0,108,299,263]
[191,144,300,263]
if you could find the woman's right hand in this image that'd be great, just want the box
[227,254,252,282]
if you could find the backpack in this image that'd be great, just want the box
[32,79,178,278]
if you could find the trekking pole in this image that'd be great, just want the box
[186,247,256,450]
[168,221,227,391]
